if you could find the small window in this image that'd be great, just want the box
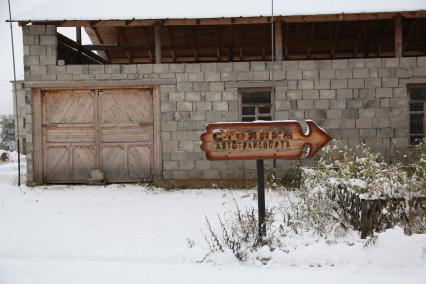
[409,86,426,144]
[240,90,272,122]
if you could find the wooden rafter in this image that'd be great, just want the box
[330,22,340,57]
[307,22,316,58]
[403,18,417,53]
[377,19,392,55]
[353,21,363,57]
[18,10,426,27]
[165,26,176,62]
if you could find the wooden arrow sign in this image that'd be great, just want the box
[200,120,331,161]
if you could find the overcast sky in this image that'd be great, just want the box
[0,0,90,115]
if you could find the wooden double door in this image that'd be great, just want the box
[42,88,154,183]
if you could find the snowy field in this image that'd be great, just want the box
[0,157,425,284]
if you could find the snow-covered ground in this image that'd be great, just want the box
[0,158,425,284]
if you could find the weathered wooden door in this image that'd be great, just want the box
[42,89,97,183]
[42,88,153,183]
[99,89,153,182]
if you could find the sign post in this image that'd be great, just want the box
[200,120,331,236]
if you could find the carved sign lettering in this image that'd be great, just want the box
[200,120,331,160]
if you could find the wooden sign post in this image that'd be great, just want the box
[200,119,331,236]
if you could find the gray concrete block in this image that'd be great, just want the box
[332,59,348,69]
[353,68,370,78]
[282,61,299,70]
[315,60,332,70]
[314,100,330,109]
[349,59,365,68]
[331,79,347,89]
[303,70,319,79]
[177,102,193,111]
[417,57,426,66]
[196,102,212,111]
[205,91,221,101]
[376,88,393,98]
[414,68,426,76]
[188,72,204,82]
[29,45,46,56]
[382,78,398,88]
[378,68,396,77]
[364,78,381,88]
[250,62,266,71]
[336,89,353,99]
[297,100,313,109]
[303,90,319,99]
[169,92,185,101]
[340,119,356,128]
[299,60,315,70]
[330,99,346,109]
[365,58,382,67]
[205,72,220,82]
[384,58,399,68]
[348,79,364,88]
[287,90,303,99]
[233,62,250,72]
[314,79,330,89]
[185,92,201,102]
[121,65,137,74]
[253,71,269,80]
[209,82,225,91]
[356,118,373,128]
[213,102,228,111]
[336,69,352,79]
[320,90,336,99]
[298,80,314,89]
[169,64,185,73]
[217,63,233,72]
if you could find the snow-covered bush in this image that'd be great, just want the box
[0,115,16,151]
[299,141,426,237]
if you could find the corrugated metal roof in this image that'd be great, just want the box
[13,0,426,21]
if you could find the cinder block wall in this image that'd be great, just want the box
[21,25,426,183]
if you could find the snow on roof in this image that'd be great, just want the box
[13,0,426,22]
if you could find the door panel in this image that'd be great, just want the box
[43,90,96,183]
[99,89,153,182]
[45,146,71,182]
[73,146,97,181]
[42,88,154,184]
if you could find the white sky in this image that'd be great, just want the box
[0,0,90,115]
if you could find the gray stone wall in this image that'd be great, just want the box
[20,25,426,183]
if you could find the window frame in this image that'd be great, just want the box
[238,88,274,122]
[408,84,426,145]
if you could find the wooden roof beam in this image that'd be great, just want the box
[18,11,426,27]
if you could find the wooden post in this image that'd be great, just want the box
[154,23,162,64]
[275,17,283,61]
[256,159,266,237]
[76,27,82,44]
[395,14,403,58]
[76,27,82,63]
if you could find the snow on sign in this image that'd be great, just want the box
[200,120,331,161]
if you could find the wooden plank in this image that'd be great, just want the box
[274,17,283,61]
[32,89,43,184]
[200,120,331,161]
[155,23,162,64]
[24,79,176,88]
[20,11,426,27]
[395,14,403,57]
[153,87,162,179]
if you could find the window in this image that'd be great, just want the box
[409,86,426,144]
[240,89,273,122]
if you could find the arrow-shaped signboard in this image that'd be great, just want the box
[200,120,331,161]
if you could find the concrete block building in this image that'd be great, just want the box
[10,0,426,185]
